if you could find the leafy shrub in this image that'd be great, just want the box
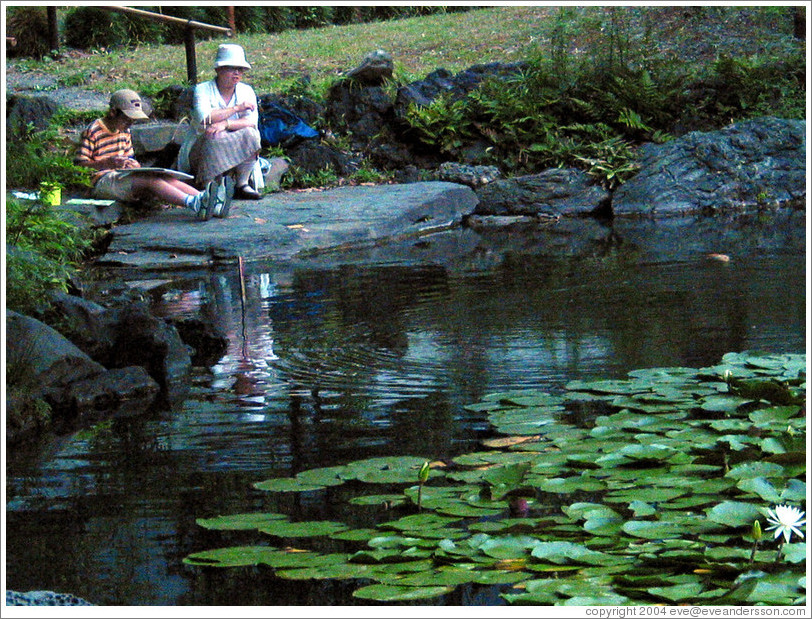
[699,51,806,121]
[6,6,51,58]
[157,7,223,43]
[5,197,95,315]
[404,71,645,186]
[294,6,335,30]
[230,7,268,35]
[6,125,92,190]
[63,6,163,50]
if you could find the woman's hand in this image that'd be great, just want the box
[236,101,255,114]
[205,121,230,136]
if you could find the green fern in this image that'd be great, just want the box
[6,196,96,314]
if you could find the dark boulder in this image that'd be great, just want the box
[46,289,195,405]
[613,117,806,216]
[6,309,106,400]
[285,140,358,177]
[6,591,94,606]
[172,317,229,367]
[45,291,117,365]
[64,366,160,424]
[325,81,394,145]
[7,94,60,139]
[106,300,192,407]
[436,162,501,189]
[474,168,611,217]
[393,62,527,121]
[345,50,394,85]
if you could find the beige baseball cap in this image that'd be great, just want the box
[110,89,149,120]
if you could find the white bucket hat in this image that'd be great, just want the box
[214,44,251,70]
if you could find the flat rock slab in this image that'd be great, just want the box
[99,181,478,270]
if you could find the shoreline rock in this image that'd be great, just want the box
[6,590,94,606]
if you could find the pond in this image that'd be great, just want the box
[4,213,806,606]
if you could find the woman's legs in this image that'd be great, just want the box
[233,157,257,188]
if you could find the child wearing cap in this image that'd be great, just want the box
[178,44,263,200]
[75,89,232,220]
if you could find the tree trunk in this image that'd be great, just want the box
[793,6,805,40]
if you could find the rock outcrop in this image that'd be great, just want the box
[474,168,612,218]
[612,117,806,216]
[5,292,200,444]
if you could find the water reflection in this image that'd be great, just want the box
[5,236,806,605]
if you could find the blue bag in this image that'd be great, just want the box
[259,102,319,147]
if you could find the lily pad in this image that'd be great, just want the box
[253,478,327,493]
[350,547,432,564]
[342,456,442,484]
[781,542,806,564]
[780,479,806,502]
[196,512,288,531]
[259,520,349,538]
[435,500,505,518]
[478,535,541,560]
[617,443,678,462]
[726,461,786,480]
[293,465,348,487]
[380,513,462,532]
[565,379,648,394]
[388,569,478,587]
[648,581,705,602]
[699,394,752,413]
[183,545,280,568]
[628,501,657,517]
[621,520,683,539]
[533,476,605,494]
[583,515,623,536]
[562,502,620,521]
[275,563,385,581]
[749,405,802,426]
[452,451,535,467]
[352,584,453,601]
[605,487,686,503]
[184,546,348,570]
[530,541,617,565]
[348,493,407,507]
[331,528,380,542]
[736,477,782,503]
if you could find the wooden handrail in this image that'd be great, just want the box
[100,6,232,84]
[103,6,232,35]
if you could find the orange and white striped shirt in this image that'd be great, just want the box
[75,118,135,184]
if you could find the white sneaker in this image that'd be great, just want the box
[196,181,217,221]
[212,176,235,218]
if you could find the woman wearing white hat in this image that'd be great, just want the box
[180,44,263,200]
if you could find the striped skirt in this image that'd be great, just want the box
[188,126,261,186]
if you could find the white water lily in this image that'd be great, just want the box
[765,504,806,544]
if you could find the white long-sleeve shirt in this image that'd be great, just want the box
[190,79,259,132]
[177,79,259,173]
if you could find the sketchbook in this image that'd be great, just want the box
[117,167,194,181]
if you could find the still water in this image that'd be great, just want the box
[5,217,807,606]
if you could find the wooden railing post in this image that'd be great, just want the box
[47,6,59,53]
[185,27,198,84]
